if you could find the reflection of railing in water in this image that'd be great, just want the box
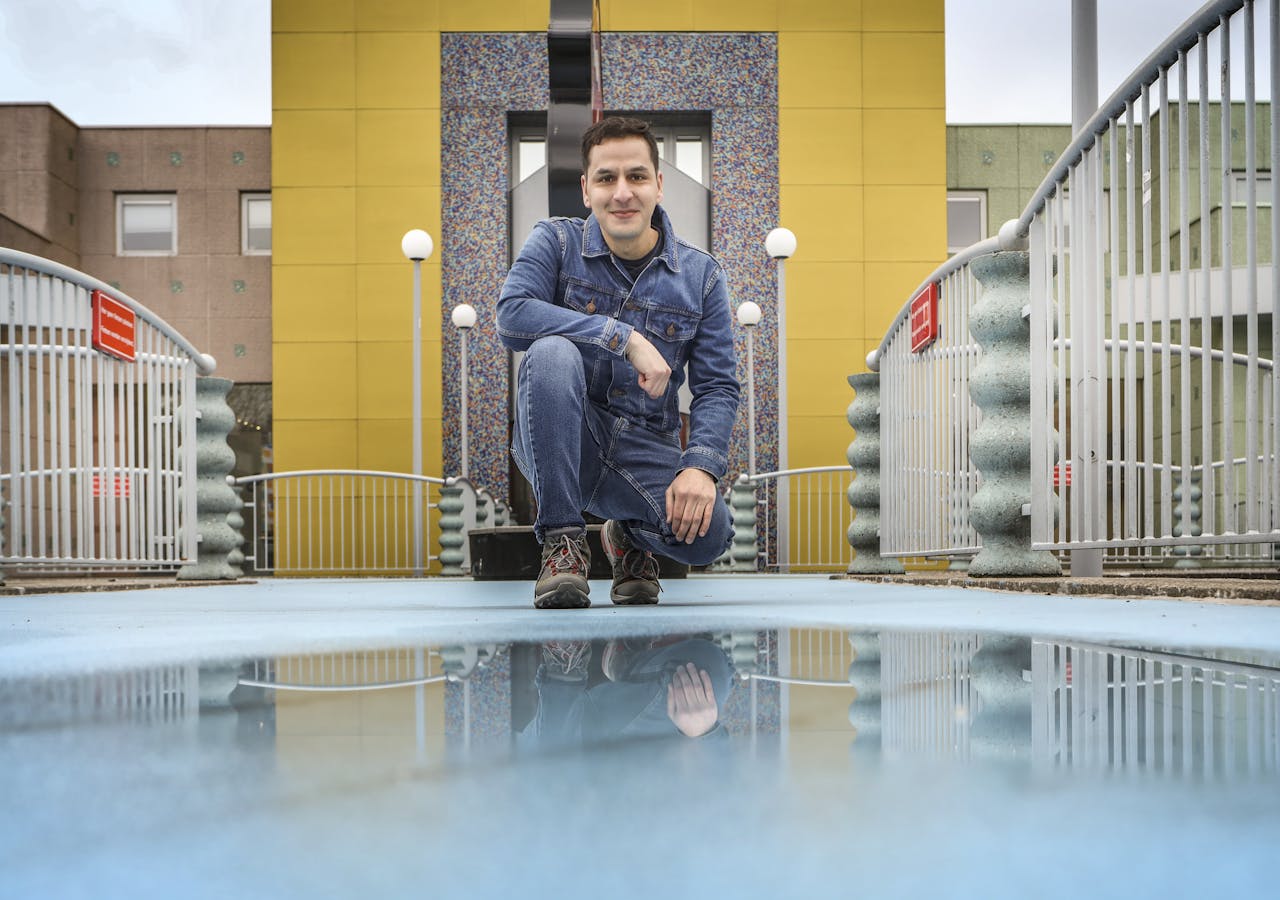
[241,645,499,691]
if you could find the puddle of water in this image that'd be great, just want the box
[2,627,1277,896]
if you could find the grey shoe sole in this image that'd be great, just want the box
[534,583,591,609]
[610,590,659,606]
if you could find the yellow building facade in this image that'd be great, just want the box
[270,0,946,555]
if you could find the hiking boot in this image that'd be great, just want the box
[534,529,591,609]
[600,519,661,605]
[541,640,592,681]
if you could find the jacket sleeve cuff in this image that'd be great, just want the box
[604,319,634,356]
[679,446,728,482]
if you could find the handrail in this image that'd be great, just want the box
[1010,0,1246,239]
[230,469,454,486]
[739,464,850,483]
[237,675,449,692]
[0,246,217,375]
[1055,338,1274,371]
[867,236,1000,371]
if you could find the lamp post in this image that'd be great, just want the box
[764,226,796,570]
[401,228,434,577]
[451,303,477,479]
[736,300,762,477]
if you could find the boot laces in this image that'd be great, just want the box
[544,533,588,575]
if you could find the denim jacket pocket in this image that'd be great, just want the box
[563,280,621,319]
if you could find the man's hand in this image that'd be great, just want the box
[624,331,671,399]
[665,467,716,544]
[667,662,718,737]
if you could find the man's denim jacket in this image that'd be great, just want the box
[497,205,740,482]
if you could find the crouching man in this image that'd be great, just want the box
[496,116,740,609]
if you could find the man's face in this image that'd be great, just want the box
[581,136,664,255]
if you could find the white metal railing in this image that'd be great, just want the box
[1020,0,1279,561]
[1032,639,1280,776]
[745,466,855,572]
[870,240,995,558]
[1,248,213,572]
[231,469,450,575]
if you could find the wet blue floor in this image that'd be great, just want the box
[2,576,1278,897]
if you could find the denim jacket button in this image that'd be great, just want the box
[611,388,625,398]
[666,323,676,337]
[586,301,596,313]
[609,335,619,349]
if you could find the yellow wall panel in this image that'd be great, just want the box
[863,185,946,262]
[780,108,862,186]
[862,33,945,108]
[356,111,441,186]
[356,263,442,341]
[778,0,861,31]
[273,265,357,342]
[692,0,777,30]
[273,188,357,265]
[780,185,863,263]
[788,415,855,467]
[357,340,443,420]
[863,260,933,337]
[356,0,441,30]
[274,420,359,470]
[272,33,356,109]
[785,262,865,339]
[273,111,356,186]
[862,0,944,32]
[602,0,694,32]
[273,0,355,32]
[778,33,862,109]
[275,342,359,419]
[356,32,441,109]
[355,187,443,264]
[788,339,862,417]
[863,108,945,186]
[439,4,544,31]
[358,417,443,473]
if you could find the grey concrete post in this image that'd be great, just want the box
[178,376,243,581]
[716,631,760,678]
[1172,476,1204,568]
[437,480,466,576]
[729,476,759,572]
[846,631,882,749]
[967,253,1061,576]
[968,635,1033,759]
[1,486,6,586]
[846,373,903,574]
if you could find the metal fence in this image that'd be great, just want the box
[746,466,856,572]
[232,469,451,575]
[0,248,212,573]
[1021,0,1279,562]
[872,241,993,559]
[879,631,980,759]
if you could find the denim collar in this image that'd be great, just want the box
[582,204,681,273]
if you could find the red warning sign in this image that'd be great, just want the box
[909,282,939,353]
[92,290,136,362]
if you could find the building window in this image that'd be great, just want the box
[1230,170,1273,204]
[947,191,986,254]
[508,116,712,189]
[117,194,177,256]
[242,193,272,255]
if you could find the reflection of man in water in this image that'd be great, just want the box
[518,636,733,748]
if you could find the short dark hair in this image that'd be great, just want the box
[581,116,660,175]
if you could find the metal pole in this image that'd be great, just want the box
[460,328,470,479]
[746,326,756,476]
[776,259,789,571]
[1071,0,1103,578]
[412,258,424,578]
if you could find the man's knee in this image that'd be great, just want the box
[525,335,579,367]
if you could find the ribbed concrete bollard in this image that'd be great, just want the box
[1,487,6,586]
[846,373,903,574]
[225,480,246,579]
[178,376,243,581]
[729,477,759,571]
[437,481,466,576]
[968,635,1033,759]
[1172,476,1204,568]
[966,252,1061,576]
[716,631,759,678]
[846,631,882,748]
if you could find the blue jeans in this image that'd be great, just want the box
[512,336,732,566]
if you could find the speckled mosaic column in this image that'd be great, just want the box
[846,374,903,574]
[729,477,759,572]
[846,631,882,748]
[437,481,466,576]
[967,253,1061,577]
[178,377,243,581]
[968,635,1033,758]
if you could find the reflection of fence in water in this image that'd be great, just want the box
[1032,640,1280,777]
[246,648,445,690]
[0,664,198,729]
[879,632,980,759]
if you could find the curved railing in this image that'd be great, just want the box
[740,465,855,571]
[0,247,213,572]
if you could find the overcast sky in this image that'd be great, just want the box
[0,0,1224,126]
